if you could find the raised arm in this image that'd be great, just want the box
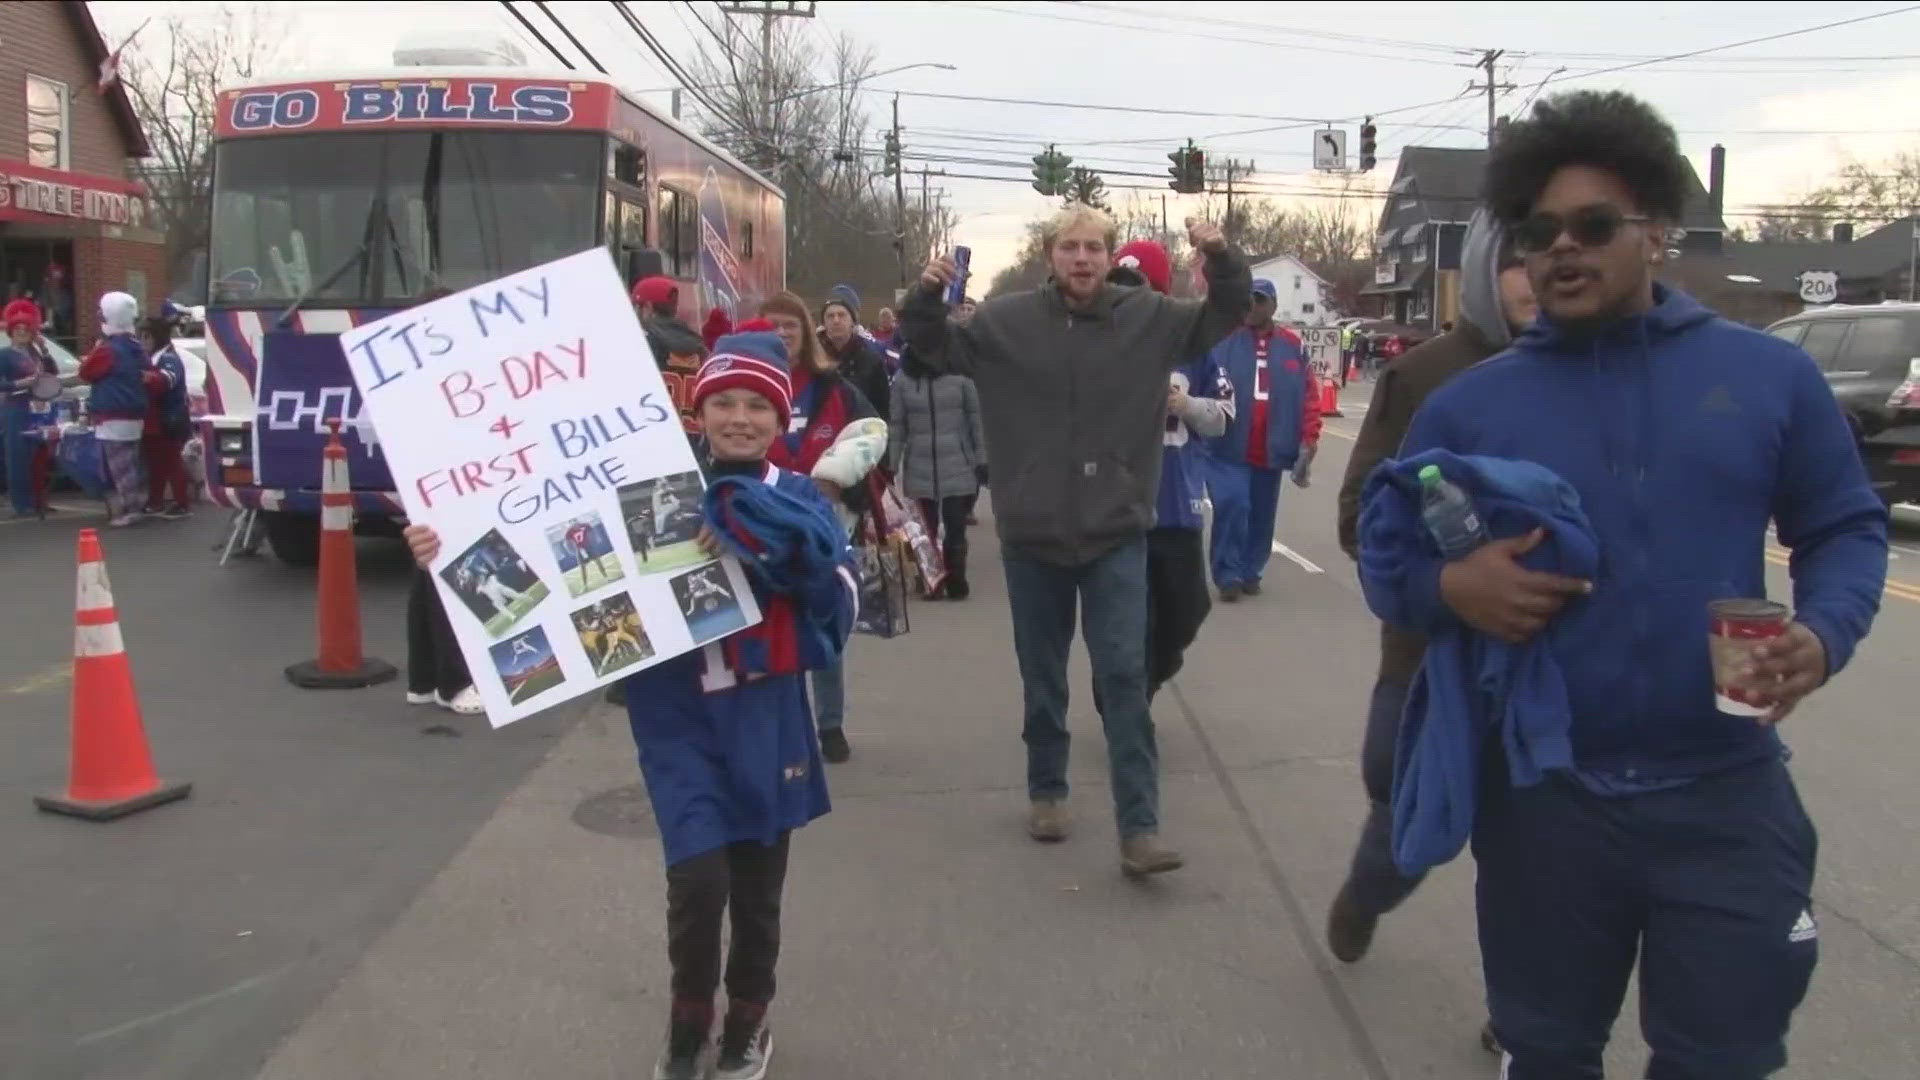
[899,255,980,377]
[1172,219,1253,365]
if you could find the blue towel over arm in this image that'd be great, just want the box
[1356,450,1602,877]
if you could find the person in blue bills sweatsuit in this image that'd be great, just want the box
[404,330,857,1080]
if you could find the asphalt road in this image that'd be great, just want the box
[7,398,1918,1079]
[0,507,581,1080]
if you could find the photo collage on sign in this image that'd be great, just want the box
[449,469,753,709]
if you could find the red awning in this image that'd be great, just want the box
[0,159,150,228]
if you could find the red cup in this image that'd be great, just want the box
[1708,599,1790,717]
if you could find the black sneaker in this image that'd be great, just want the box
[652,1018,709,1080]
[714,1015,772,1080]
[820,728,851,764]
[1219,583,1243,603]
[1242,580,1263,597]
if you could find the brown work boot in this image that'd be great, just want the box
[1326,882,1378,963]
[1119,833,1184,876]
[1027,798,1069,842]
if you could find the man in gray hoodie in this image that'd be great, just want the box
[903,209,1250,876]
[1326,209,1537,1052]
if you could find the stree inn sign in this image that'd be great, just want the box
[0,161,149,228]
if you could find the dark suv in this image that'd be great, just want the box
[1766,304,1920,508]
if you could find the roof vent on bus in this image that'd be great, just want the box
[393,29,528,68]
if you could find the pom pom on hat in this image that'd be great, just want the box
[694,330,793,429]
[701,308,733,351]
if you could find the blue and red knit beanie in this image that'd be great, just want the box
[693,330,793,429]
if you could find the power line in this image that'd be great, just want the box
[946,1,1474,67]
[1532,4,1920,90]
[497,1,575,69]
[531,0,608,74]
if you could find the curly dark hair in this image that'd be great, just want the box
[1483,90,1690,225]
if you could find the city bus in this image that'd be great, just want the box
[202,53,784,564]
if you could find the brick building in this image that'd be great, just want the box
[0,0,166,352]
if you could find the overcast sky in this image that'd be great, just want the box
[92,1,1920,287]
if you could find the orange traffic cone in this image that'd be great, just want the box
[285,419,397,689]
[1319,373,1344,418]
[35,529,192,820]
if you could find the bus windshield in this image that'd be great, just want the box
[209,130,601,306]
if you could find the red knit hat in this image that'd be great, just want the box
[701,308,733,351]
[1111,240,1172,294]
[693,331,793,429]
[631,276,678,309]
[3,299,38,335]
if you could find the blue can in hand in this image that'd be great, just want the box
[946,246,971,308]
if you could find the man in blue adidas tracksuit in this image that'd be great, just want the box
[1374,90,1887,1078]
[1204,278,1319,601]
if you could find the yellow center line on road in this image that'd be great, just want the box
[5,662,70,696]
[1767,548,1920,604]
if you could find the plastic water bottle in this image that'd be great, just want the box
[1419,465,1487,559]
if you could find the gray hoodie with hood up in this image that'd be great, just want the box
[1338,208,1527,684]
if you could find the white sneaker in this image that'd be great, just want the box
[438,686,485,715]
[406,690,437,706]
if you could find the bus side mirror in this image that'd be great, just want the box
[626,248,665,285]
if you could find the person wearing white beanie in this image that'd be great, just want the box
[79,291,159,525]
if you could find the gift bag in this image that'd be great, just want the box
[852,518,911,639]
[878,482,947,596]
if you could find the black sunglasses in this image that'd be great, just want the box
[1512,205,1650,254]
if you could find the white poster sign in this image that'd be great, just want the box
[339,248,760,726]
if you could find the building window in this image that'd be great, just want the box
[1412,239,1429,264]
[27,76,71,169]
[1301,302,1315,314]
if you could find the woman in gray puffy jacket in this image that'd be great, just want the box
[889,346,987,599]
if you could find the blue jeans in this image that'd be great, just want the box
[809,659,845,733]
[1205,457,1282,589]
[3,405,34,514]
[1003,536,1158,838]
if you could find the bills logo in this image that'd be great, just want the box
[229,89,322,131]
[342,83,574,125]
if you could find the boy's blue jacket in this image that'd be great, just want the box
[1374,285,1887,785]
[624,463,857,866]
[1358,451,1599,875]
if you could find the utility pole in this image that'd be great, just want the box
[717,2,817,121]
[1161,192,1169,242]
[1468,49,1516,147]
[893,93,908,286]
[1225,159,1236,244]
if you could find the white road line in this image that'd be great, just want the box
[75,962,298,1047]
[1320,427,1357,442]
[1271,540,1324,574]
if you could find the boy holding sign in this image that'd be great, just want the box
[405,331,858,1080]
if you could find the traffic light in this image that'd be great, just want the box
[1166,141,1205,194]
[883,131,901,177]
[1358,118,1377,172]
[1031,144,1072,197]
